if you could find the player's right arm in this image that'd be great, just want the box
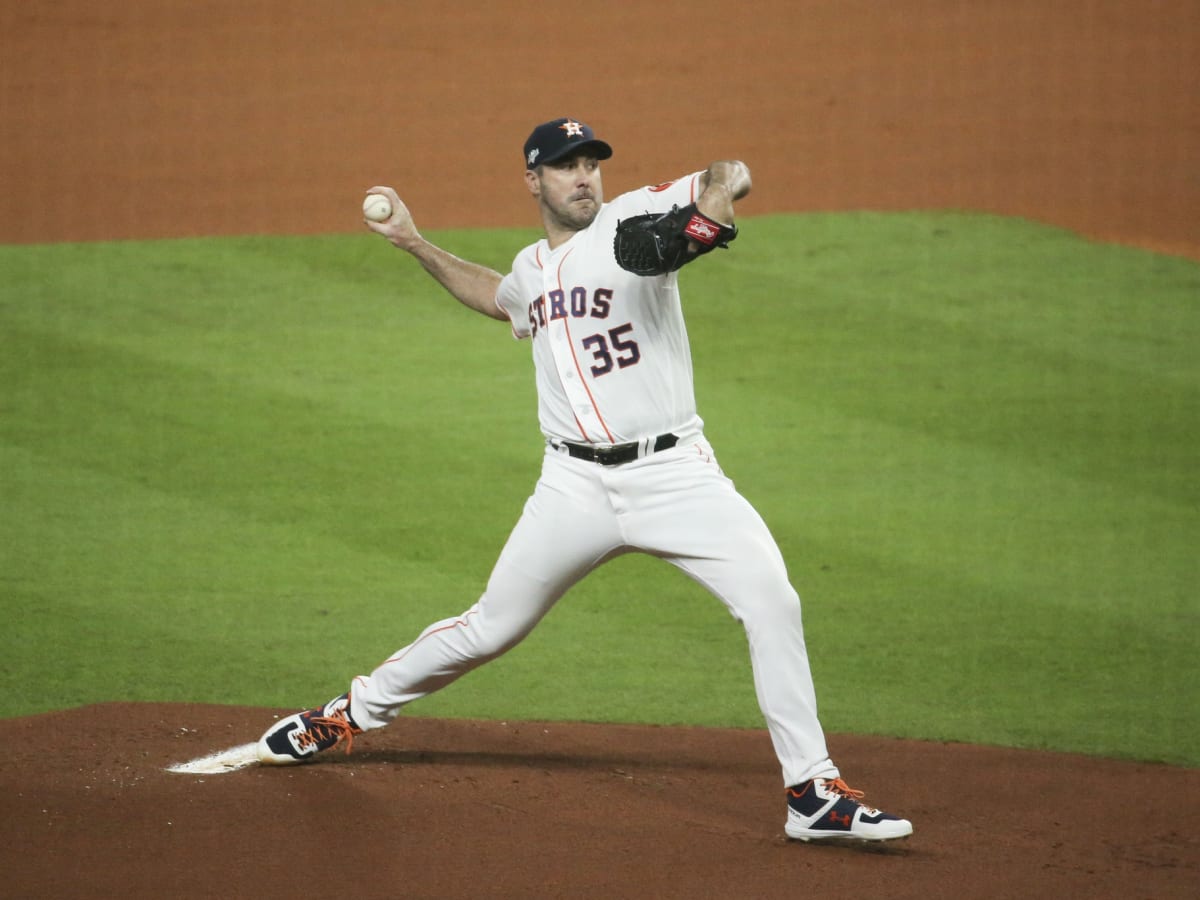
[363,186,507,321]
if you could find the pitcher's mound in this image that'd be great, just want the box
[1,703,1195,899]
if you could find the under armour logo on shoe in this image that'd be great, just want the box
[829,811,851,827]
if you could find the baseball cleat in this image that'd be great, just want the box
[784,777,913,843]
[257,693,362,765]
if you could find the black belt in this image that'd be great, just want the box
[556,433,679,466]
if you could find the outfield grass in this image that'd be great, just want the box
[1,213,1196,766]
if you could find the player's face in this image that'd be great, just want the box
[527,153,604,233]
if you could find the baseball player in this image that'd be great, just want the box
[257,117,912,843]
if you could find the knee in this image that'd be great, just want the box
[734,577,804,632]
[452,597,541,662]
[461,624,526,662]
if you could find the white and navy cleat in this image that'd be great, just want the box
[257,693,362,765]
[785,777,913,843]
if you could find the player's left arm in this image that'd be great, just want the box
[695,161,752,227]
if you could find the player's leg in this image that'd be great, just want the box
[258,451,622,762]
[618,441,835,786]
[620,441,912,840]
[351,451,624,727]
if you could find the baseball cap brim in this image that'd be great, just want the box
[539,139,613,166]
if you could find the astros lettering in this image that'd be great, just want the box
[526,286,613,336]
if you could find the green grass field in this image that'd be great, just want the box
[2,213,1196,766]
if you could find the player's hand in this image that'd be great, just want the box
[695,182,735,233]
[693,161,749,248]
[363,185,420,249]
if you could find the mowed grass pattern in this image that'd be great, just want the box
[1,214,1196,765]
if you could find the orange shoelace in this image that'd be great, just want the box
[297,713,361,755]
[823,778,866,802]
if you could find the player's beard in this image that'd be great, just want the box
[545,190,601,234]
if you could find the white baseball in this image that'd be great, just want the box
[362,193,392,222]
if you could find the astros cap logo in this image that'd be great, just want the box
[522,117,612,170]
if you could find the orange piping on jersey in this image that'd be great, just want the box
[495,293,521,339]
[545,245,589,441]
[569,413,589,441]
[533,242,587,440]
[554,248,615,444]
[380,608,481,668]
[525,244,547,341]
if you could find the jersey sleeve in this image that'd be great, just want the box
[496,266,532,339]
[628,171,706,215]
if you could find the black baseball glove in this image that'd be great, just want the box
[613,203,738,276]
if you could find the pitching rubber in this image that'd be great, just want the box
[166,742,260,774]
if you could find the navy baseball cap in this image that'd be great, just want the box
[523,117,613,170]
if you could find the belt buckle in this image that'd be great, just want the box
[594,445,621,465]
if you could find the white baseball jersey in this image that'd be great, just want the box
[495,172,707,445]
[346,168,840,792]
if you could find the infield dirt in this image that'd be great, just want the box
[2,704,1198,899]
[1,2,1197,898]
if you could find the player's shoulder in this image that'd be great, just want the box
[618,171,706,210]
[510,238,549,271]
[642,171,706,196]
[590,172,704,238]
[594,173,705,228]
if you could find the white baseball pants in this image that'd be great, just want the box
[349,437,839,787]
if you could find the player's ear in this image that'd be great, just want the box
[524,168,541,198]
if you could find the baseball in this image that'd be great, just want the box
[362,193,392,222]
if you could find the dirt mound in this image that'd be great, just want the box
[1,704,1195,899]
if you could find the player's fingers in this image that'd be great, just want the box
[365,185,401,203]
